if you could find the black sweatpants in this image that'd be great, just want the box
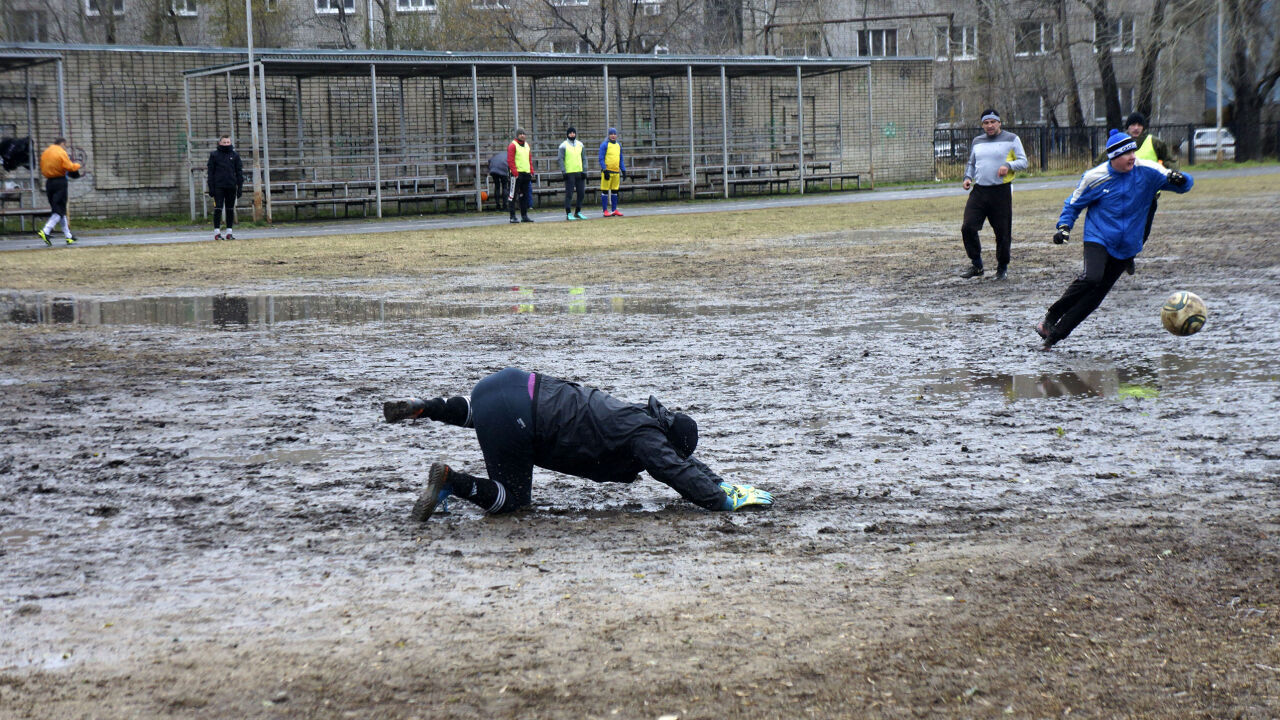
[563,172,585,212]
[457,367,535,514]
[1043,241,1131,343]
[961,183,1013,270]
[45,176,68,216]
[509,173,532,216]
[211,187,237,229]
[490,173,509,210]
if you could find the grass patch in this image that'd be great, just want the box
[2,173,1276,294]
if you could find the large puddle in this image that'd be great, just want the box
[1,290,818,327]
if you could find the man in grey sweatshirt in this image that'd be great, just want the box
[960,109,1028,280]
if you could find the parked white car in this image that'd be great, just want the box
[1179,127,1236,160]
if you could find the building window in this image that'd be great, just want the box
[857,28,897,57]
[85,0,125,16]
[172,0,197,15]
[265,0,278,10]
[1016,91,1045,124]
[1093,86,1135,121]
[780,30,822,57]
[551,38,590,53]
[471,0,510,9]
[936,95,962,127]
[397,0,435,10]
[1094,15,1135,53]
[935,25,978,60]
[11,10,49,40]
[315,0,355,13]
[1016,21,1054,56]
[549,0,589,5]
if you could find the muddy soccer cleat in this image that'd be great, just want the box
[411,462,453,521]
[960,265,984,279]
[720,482,773,511]
[37,229,50,246]
[383,397,428,423]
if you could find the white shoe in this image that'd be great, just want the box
[225,231,235,240]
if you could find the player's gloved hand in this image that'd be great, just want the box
[1167,171,1187,187]
[602,170,612,179]
[720,482,774,511]
[622,171,629,180]
[1053,225,1070,244]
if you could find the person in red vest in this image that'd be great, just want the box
[506,129,535,224]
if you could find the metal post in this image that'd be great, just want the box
[866,64,874,189]
[398,76,407,164]
[530,77,537,142]
[183,75,196,221]
[603,64,610,131]
[836,69,843,172]
[720,65,729,199]
[55,59,67,139]
[258,62,273,223]
[371,63,383,218]
[472,65,482,210]
[797,65,805,194]
[688,65,695,198]
[1214,0,1224,160]
[295,76,305,161]
[245,0,263,222]
[511,65,519,130]
[649,76,656,151]
[226,72,235,142]
[24,68,36,220]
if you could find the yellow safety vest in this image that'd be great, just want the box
[513,141,531,173]
[604,142,621,172]
[561,140,584,173]
[1135,135,1161,165]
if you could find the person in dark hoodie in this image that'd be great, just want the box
[207,135,244,241]
[383,367,773,519]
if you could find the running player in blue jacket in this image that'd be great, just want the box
[1038,129,1193,350]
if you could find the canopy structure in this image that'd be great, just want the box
[0,51,68,228]
[182,51,911,221]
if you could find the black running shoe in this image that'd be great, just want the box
[411,463,453,521]
[960,265,984,279]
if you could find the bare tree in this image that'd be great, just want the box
[1052,0,1086,126]
[1079,0,1122,128]
[214,0,300,47]
[1224,0,1280,160]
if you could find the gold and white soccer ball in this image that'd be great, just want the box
[1160,291,1208,336]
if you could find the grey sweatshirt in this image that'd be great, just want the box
[964,130,1028,186]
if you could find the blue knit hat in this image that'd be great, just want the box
[608,127,618,136]
[1106,128,1138,158]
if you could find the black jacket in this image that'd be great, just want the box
[207,146,244,193]
[530,374,726,510]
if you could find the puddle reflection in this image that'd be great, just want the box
[1,290,803,328]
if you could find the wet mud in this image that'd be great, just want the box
[2,192,1279,718]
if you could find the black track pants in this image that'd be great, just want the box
[961,183,1013,270]
[1043,241,1130,342]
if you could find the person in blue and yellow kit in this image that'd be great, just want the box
[598,127,627,217]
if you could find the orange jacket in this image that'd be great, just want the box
[41,144,81,179]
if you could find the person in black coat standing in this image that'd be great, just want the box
[383,367,773,520]
[207,135,244,241]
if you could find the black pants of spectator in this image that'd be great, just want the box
[1042,241,1130,344]
[490,173,509,210]
[563,172,585,213]
[211,187,237,229]
[45,176,68,216]
[509,173,532,218]
[961,183,1013,271]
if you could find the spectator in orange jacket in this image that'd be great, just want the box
[38,138,82,246]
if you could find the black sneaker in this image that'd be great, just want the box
[411,462,453,521]
[509,215,519,224]
[995,268,1007,280]
[960,265,984,279]
[383,398,427,423]
[521,215,534,223]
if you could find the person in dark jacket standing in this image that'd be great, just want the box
[207,135,244,241]
[383,367,773,519]
[959,109,1028,280]
[1038,129,1193,350]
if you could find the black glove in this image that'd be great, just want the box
[602,170,612,179]
[1052,225,1070,244]
[1167,171,1186,187]
[68,170,81,179]
[621,171,629,180]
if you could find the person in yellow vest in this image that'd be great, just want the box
[598,127,628,217]
[558,126,587,221]
[1095,112,1176,245]
[37,137,83,246]
[506,128,535,224]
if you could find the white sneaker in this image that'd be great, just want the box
[225,231,235,240]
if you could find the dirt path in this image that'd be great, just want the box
[2,177,1279,718]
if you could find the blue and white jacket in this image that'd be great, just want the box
[1058,159,1193,260]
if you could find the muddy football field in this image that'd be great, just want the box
[1,175,1279,718]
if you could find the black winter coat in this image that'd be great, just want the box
[207,146,244,193]
[531,374,726,510]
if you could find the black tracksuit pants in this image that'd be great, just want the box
[510,173,532,217]
[563,172,585,213]
[961,183,1013,270]
[457,367,534,514]
[1043,241,1131,343]
[211,187,237,229]
[490,173,509,210]
[45,176,68,216]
